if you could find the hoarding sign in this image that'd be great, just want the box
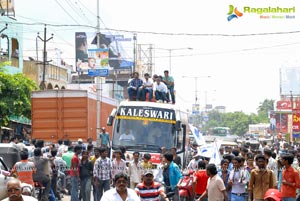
[75,32,133,74]
[0,0,15,15]
[275,113,288,133]
[88,68,109,77]
[280,67,300,96]
[293,112,300,132]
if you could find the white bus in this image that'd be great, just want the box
[107,100,188,167]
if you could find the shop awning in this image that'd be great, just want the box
[9,115,31,125]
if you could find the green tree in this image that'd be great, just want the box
[202,99,273,136]
[0,72,38,126]
[0,61,10,72]
[257,99,274,122]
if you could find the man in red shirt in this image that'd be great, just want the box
[70,145,82,201]
[280,153,300,201]
[193,161,209,200]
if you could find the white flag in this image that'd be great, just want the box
[209,140,221,166]
[189,124,206,145]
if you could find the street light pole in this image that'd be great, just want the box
[182,75,211,105]
[169,49,172,74]
[157,47,192,74]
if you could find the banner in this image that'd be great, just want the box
[189,124,206,145]
[293,110,300,138]
[0,0,15,15]
[75,32,133,74]
[275,113,288,133]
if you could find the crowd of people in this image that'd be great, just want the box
[189,139,300,201]
[4,132,300,201]
[127,70,175,104]
[3,135,183,201]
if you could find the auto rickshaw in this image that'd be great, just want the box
[0,143,20,170]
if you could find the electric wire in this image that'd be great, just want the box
[53,0,80,25]
[3,21,300,37]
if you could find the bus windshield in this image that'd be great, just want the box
[112,118,176,152]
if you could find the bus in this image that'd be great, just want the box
[211,127,231,137]
[107,100,188,167]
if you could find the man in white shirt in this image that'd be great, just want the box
[187,154,203,170]
[153,76,169,103]
[140,73,153,101]
[101,172,140,201]
[128,151,142,189]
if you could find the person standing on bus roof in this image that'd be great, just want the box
[162,70,175,104]
[127,72,143,101]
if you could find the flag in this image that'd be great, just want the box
[209,139,221,166]
[198,144,213,158]
[189,124,206,145]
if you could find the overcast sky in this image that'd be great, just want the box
[13,0,300,114]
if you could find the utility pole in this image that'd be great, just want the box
[290,90,293,143]
[96,0,102,146]
[133,33,137,73]
[37,25,53,90]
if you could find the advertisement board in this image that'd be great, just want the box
[280,68,300,96]
[275,113,288,133]
[0,0,14,15]
[75,32,133,75]
[292,112,300,138]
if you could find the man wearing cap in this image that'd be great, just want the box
[187,154,203,170]
[135,170,169,201]
[99,127,110,148]
[78,138,87,150]
[264,189,282,201]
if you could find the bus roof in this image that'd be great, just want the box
[118,100,183,110]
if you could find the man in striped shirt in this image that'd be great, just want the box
[135,170,169,201]
[93,147,112,201]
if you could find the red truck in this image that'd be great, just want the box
[31,89,117,143]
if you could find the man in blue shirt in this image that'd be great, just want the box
[128,72,143,101]
[163,152,183,201]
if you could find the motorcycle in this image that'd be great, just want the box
[179,169,194,201]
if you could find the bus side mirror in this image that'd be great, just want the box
[175,121,182,131]
[107,116,114,126]
[107,108,117,126]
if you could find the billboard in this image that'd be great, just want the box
[293,112,300,138]
[0,0,15,16]
[280,67,300,96]
[275,113,288,134]
[75,32,133,75]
